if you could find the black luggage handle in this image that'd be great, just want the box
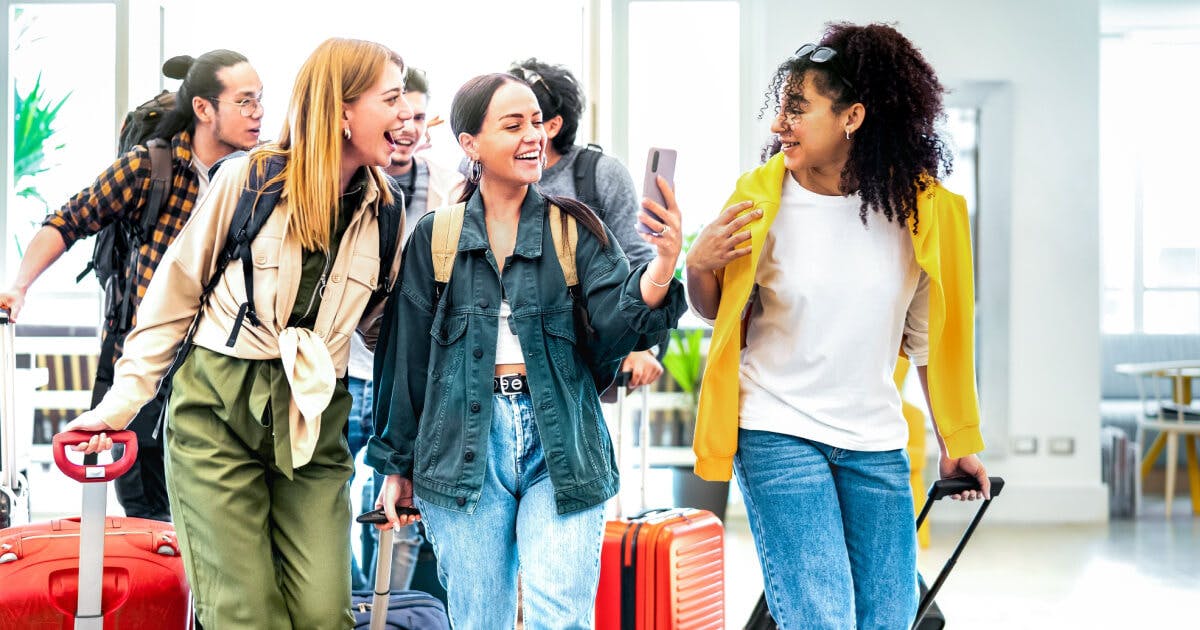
[913,475,1006,629]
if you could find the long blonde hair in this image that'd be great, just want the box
[250,38,402,252]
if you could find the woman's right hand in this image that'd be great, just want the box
[685,201,763,274]
[376,474,421,530]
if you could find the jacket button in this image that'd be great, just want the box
[477,299,489,308]
[456,497,466,507]
[330,274,341,283]
[473,348,483,359]
[464,451,475,463]
[470,401,481,413]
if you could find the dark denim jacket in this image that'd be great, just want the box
[366,187,686,514]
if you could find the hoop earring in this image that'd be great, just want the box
[343,127,352,141]
[467,159,483,184]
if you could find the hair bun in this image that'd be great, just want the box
[162,55,195,80]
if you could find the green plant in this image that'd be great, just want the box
[662,328,705,403]
[14,73,70,206]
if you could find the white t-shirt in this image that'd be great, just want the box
[738,174,930,452]
[191,156,211,200]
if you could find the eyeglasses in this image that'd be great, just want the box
[793,44,855,92]
[207,95,264,117]
[509,65,562,115]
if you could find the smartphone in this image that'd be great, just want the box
[637,147,677,235]
[356,505,421,524]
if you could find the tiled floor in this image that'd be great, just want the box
[21,455,1200,628]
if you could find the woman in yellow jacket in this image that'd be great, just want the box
[685,23,990,628]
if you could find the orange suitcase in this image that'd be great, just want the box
[595,373,724,629]
[596,507,724,629]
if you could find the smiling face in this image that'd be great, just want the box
[388,90,428,169]
[459,81,546,187]
[769,70,853,175]
[342,61,412,170]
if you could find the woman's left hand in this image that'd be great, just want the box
[938,454,990,501]
[639,175,684,270]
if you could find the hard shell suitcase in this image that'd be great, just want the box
[743,476,1006,630]
[595,373,725,630]
[0,431,191,629]
[353,509,450,630]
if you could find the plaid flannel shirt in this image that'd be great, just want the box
[43,130,200,363]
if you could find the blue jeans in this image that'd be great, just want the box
[415,392,605,630]
[734,429,918,630]
[347,376,420,592]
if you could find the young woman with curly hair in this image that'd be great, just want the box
[684,23,991,628]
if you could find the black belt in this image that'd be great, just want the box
[493,373,528,395]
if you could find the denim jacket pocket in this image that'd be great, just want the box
[542,311,580,385]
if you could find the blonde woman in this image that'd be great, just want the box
[62,38,411,628]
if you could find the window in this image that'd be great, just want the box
[1101,30,1200,334]
[624,0,740,238]
[5,2,116,327]
[164,1,590,176]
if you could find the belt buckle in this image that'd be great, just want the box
[494,374,526,395]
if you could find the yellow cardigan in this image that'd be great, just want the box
[693,153,985,481]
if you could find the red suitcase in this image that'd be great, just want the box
[595,374,725,630]
[0,431,191,629]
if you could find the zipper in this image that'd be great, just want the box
[297,252,333,322]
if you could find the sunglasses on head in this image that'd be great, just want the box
[509,65,562,115]
[793,43,855,92]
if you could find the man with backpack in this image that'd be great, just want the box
[507,58,664,390]
[0,49,264,521]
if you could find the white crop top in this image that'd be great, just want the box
[495,300,525,365]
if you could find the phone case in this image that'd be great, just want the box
[638,148,677,235]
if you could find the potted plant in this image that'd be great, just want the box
[12,71,70,256]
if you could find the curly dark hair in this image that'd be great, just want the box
[762,22,952,233]
[508,57,586,154]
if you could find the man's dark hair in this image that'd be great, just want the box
[404,66,429,96]
[153,49,249,141]
[507,58,585,154]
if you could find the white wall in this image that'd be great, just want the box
[746,0,1105,522]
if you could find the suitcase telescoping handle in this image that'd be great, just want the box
[49,430,139,630]
[357,504,419,630]
[52,430,139,483]
[1,309,18,496]
[913,475,1005,630]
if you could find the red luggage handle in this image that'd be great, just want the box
[52,430,138,483]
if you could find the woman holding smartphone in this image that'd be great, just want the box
[367,72,686,628]
[686,23,990,628]
[62,38,411,628]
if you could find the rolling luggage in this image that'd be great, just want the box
[1,309,30,530]
[595,373,725,630]
[0,430,191,629]
[353,509,450,630]
[743,475,1006,630]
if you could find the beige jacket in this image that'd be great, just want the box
[93,156,402,467]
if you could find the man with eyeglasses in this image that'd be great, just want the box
[0,50,264,522]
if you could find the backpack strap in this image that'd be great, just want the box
[430,202,467,300]
[137,139,173,242]
[549,205,596,339]
[222,155,287,347]
[547,204,579,288]
[376,176,405,294]
[572,143,603,216]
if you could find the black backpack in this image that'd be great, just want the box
[573,143,604,218]
[79,90,177,338]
